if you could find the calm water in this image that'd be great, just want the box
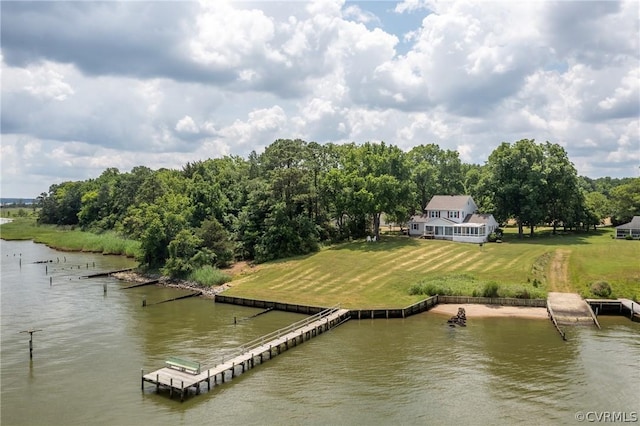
[1,240,638,426]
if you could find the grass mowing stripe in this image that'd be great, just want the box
[270,267,320,289]
[405,247,456,271]
[442,251,484,272]
[397,245,450,268]
[224,230,639,307]
[414,251,469,273]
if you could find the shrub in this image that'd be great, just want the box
[188,265,231,287]
[625,235,633,240]
[590,281,612,298]
[512,287,530,299]
[488,233,498,243]
[482,281,500,298]
[408,282,452,296]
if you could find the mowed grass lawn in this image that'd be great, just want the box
[224,227,640,309]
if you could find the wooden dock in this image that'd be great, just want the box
[141,306,350,401]
[547,292,598,326]
[546,292,601,339]
[586,298,640,322]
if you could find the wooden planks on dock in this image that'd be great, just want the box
[587,298,640,322]
[547,292,597,326]
[142,307,350,401]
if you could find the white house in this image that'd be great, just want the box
[408,195,499,243]
[615,216,640,239]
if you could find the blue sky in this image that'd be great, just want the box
[1,0,638,198]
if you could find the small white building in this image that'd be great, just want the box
[615,216,640,239]
[408,195,499,243]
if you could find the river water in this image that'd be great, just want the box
[1,239,638,425]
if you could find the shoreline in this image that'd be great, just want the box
[428,303,548,319]
[112,271,549,319]
[111,271,231,299]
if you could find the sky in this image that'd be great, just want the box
[1,0,639,198]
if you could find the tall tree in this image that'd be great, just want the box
[610,178,640,225]
[541,142,583,234]
[408,144,464,211]
[344,142,414,239]
[484,139,546,238]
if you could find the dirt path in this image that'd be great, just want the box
[548,249,571,292]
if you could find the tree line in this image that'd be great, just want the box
[36,139,639,276]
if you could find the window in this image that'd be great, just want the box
[448,211,459,219]
[429,211,440,218]
[412,223,419,231]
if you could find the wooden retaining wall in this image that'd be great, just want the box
[437,295,547,307]
[214,295,329,316]
[215,294,546,320]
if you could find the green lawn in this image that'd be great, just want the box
[225,228,640,308]
[3,218,637,308]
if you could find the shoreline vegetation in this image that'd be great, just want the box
[2,218,639,309]
[0,217,141,257]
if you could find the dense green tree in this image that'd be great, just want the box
[163,229,203,278]
[584,192,610,223]
[610,178,640,225]
[484,140,546,237]
[37,181,83,225]
[196,218,234,268]
[408,144,464,211]
[342,142,414,239]
[541,142,583,234]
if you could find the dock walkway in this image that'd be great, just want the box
[586,298,640,322]
[547,292,597,325]
[142,306,350,401]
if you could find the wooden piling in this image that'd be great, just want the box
[19,329,42,359]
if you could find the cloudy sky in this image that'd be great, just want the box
[1,0,639,198]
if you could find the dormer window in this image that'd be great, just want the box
[448,211,459,219]
[429,211,440,218]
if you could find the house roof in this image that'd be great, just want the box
[409,214,430,223]
[408,215,457,225]
[463,213,496,225]
[425,195,474,211]
[616,216,640,230]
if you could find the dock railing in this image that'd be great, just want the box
[546,301,566,341]
[213,305,343,365]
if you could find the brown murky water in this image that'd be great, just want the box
[1,240,638,425]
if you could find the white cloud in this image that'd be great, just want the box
[1,0,639,197]
[218,106,288,148]
[189,2,282,68]
[175,116,199,134]
[5,61,75,101]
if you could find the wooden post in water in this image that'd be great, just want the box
[141,369,144,391]
[49,277,52,286]
[103,283,107,295]
[19,328,43,359]
[142,297,146,307]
